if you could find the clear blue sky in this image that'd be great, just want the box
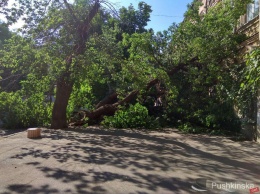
[108,0,193,32]
[1,0,193,32]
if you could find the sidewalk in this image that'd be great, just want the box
[0,127,259,194]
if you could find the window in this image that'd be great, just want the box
[247,0,259,22]
[207,0,218,7]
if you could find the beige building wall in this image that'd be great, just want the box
[199,0,207,15]
[198,0,222,15]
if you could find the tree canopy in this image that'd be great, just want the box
[0,0,259,140]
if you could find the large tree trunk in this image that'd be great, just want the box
[51,79,73,129]
[50,1,100,129]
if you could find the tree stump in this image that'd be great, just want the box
[27,128,41,139]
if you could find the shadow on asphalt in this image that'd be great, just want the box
[0,128,27,137]
[2,127,260,194]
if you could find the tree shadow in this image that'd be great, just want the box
[0,128,26,137]
[2,184,59,194]
[2,127,260,194]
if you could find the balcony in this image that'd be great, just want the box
[237,15,259,48]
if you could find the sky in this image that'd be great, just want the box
[0,0,193,32]
[108,0,193,32]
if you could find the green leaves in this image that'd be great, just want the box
[161,0,255,132]
[118,2,152,34]
[102,103,159,129]
[0,0,255,131]
[240,48,260,92]
[0,91,52,128]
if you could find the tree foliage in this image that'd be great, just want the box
[0,0,258,137]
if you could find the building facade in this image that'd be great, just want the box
[237,0,260,142]
[237,0,259,53]
[199,0,260,142]
[199,0,222,15]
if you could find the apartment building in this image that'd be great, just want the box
[199,0,260,142]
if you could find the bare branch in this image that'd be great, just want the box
[0,73,23,82]
[63,0,79,23]
[100,0,120,18]
[0,73,23,91]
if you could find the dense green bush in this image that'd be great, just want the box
[0,92,25,128]
[167,91,241,134]
[101,103,159,129]
[0,92,52,129]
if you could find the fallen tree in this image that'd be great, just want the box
[69,58,199,126]
[70,90,139,126]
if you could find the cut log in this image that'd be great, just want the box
[88,90,139,119]
[95,92,118,109]
[27,128,41,139]
[70,90,139,126]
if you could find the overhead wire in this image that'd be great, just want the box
[151,14,183,18]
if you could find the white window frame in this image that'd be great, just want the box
[247,0,259,22]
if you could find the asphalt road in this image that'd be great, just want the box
[0,127,259,194]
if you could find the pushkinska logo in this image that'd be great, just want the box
[250,187,260,194]
[191,178,208,192]
[191,178,257,193]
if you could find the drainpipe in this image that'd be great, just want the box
[256,0,260,142]
[205,0,208,14]
[257,0,260,142]
[257,88,260,142]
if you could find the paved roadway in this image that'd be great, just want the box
[0,127,259,194]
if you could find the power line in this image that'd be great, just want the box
[152,14,183,18]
